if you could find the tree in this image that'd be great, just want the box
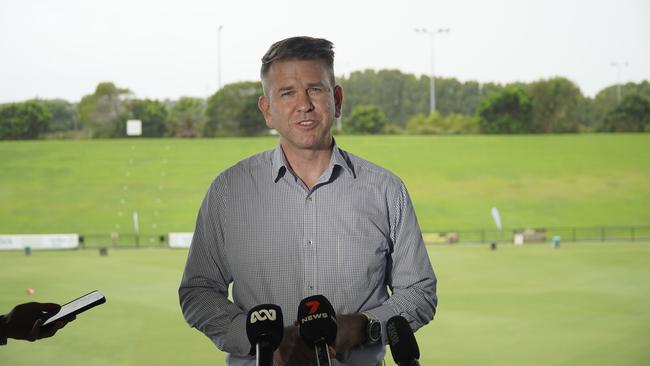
[78,82,131,137]
[478,86,533,134]
[340,69,427,128]
[343,105,389,134]
[602,93,650,132]
[33,99,80,132]
[167,97,205,137]
[436,78,481,116]
[527,77,583,133]
[204,81,266,136]
[122,99,168,137]
[592,81,650,130]
[0,101,51,140]
[340,69,506,130]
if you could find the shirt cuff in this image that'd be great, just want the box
[222,312,251,357]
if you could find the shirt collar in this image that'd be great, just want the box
[270,138,356,183]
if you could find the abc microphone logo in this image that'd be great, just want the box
[250,309,277,323]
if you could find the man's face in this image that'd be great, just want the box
[258,59,343,153]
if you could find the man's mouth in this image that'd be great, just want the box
[297,120,317,127]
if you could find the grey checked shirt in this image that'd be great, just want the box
[179,143,437,365]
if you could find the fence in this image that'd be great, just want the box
[423,225,650,245]
[71,225,650,249]
[79,232,168,249]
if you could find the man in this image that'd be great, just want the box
[0,302,70,345]
[179,36,437,365]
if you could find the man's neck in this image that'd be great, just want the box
[281,142,333,190]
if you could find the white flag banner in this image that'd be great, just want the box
[133,211,140,234]
[491,207,503,231]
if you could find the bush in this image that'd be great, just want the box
[0,101,51,140]
[601,93,650,132]
[405,112,479,134]
[478,86,534,134]
[343,104,389,134]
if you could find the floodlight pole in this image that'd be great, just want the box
[610,61,628,104]
[217,25,224,90]
[415,27,450,114]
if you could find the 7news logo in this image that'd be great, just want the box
[300,300,328,324]
[250,309,277,323]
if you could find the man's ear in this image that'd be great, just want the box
[258,95,273,128]
[333,85,344,118]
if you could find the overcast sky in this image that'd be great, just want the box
[1,0,648,103]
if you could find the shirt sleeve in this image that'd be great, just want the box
[178,175,250,357]
[364,181,438,341]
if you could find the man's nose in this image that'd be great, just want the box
[296,90,315,112]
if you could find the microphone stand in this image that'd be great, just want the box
[314,340,332,366]
[256,339,273,366]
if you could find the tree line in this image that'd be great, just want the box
[1,71,649,140]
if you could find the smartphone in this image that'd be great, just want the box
[42,290,106,327]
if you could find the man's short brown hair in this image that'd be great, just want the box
[260,36,335,95]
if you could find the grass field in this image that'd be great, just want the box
[0,242,649,365]
[1,134,649,237]
[1,134,649,365]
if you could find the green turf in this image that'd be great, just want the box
[1,243,648,365]
[1,134,649,240]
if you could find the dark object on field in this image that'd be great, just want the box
[99,247,108,256]
[24,246,31,256]
[490,241,497,250]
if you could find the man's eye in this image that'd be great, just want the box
[308,87,323,95]
[281,91,295,97]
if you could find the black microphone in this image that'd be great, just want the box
[246,304,284,366]
[387,315,421,366]
[297,295,337,366]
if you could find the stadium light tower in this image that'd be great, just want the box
[415,27,450,114]
[610,61,628,104]
[217,25,224,90]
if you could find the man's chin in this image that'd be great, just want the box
[281,136,332,152]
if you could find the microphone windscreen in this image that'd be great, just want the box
[246,304,284,351]
[297,294,337,347]
[387,315,420,363]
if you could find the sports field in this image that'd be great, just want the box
[1,134,649,237]
[0,242,649,365]
[1,134,649,365]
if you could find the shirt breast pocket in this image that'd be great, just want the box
[336,235,389,292]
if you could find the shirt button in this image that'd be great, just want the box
[308,240,313,245]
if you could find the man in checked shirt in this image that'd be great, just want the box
[179,36,437,366]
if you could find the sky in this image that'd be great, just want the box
[0,0,648,103]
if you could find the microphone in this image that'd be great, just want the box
[246,304,284,366]
[387,315,420,366]
[297,295,337,366]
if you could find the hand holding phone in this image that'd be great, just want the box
[42,290,106,328]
